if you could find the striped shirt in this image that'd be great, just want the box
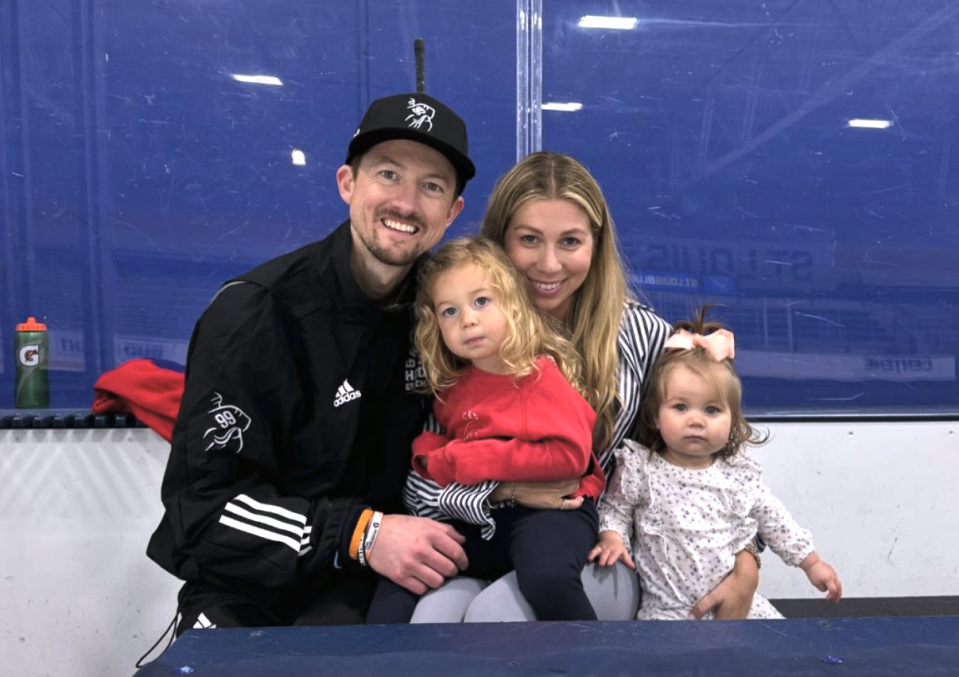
[403,301,671,538]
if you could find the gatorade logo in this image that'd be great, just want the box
[18,345,40,367]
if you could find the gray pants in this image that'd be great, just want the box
[411,562,640,623]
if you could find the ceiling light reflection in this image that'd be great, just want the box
[291,149,307,166]
[231,74,284,86]
[847,119,893,129]
[542,102,583,112]
[579,16,638,30]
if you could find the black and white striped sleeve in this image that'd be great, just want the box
[437,480,499,538]
[598,302,671,482]
[402,412,500,538]
[405,478,499,539]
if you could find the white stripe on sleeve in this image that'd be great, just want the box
[219,515,302,552]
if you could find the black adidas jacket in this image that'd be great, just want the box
[147,220,428,594]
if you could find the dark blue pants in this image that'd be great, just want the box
[367,500,599,623]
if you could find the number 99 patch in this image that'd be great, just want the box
[202,391,253,454]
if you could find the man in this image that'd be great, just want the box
[147,93,475,631]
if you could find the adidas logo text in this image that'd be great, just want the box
[333,380,362,408]
[334,391,361,406]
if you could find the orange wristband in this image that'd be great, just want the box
[349,509,374,561]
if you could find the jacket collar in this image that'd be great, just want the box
[322,220,422,322]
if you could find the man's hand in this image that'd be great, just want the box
[366,515,467,595]
[689,549,759,620]
[587,530,636,569]
[488,479,582,510]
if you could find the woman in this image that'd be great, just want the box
[402,152,759,621]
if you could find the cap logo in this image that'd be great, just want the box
[405,98,435,132]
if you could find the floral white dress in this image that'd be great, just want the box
[599,440,815,620]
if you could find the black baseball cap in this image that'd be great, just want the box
[345,93,476,188]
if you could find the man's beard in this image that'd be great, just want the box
[363,235,421,267]
[358,211,429,267]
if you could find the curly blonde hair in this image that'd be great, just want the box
[414,237,584,397]
[479,152,628,452]
[633,305,768,459]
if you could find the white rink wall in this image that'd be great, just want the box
[750,421,957,599]
[1,421,957,677]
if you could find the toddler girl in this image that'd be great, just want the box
[367,237,605,622]
[589,306,841,619]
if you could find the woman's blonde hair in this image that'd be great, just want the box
[479,151,629,452]
[414,237,584,396]
[633,305,768,459]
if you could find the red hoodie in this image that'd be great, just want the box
[412,356,605,500]
[92,359,184,442]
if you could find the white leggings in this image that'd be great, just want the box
[410,562,640,623]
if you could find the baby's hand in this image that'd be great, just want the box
[803,557,842,603]
[588,530,635,569]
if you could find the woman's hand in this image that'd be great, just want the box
[488,479,581,510]
[689,549,759,619]
[587,531,636,569]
